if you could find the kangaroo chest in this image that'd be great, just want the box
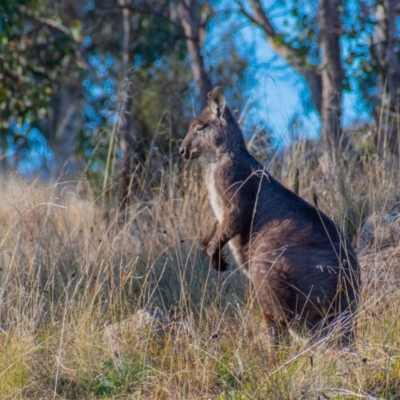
[206,163,246,268]
[206,164,224,222]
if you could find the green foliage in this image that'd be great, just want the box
[0,0,252,181]
[0,0,80,126]
[91,356,150,397]
[0,333,30,398]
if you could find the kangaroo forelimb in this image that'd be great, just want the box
[201,220,218,253]
[201,221,229,271]
[205,218,238,272]
[209,245,229,271]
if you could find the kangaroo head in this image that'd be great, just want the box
[180,87,229,160]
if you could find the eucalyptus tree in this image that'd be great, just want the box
[0,0,84,176]
[238,0,399,152]
[369,0,400,153]
[239,0,345,149]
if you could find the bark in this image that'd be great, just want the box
[117,0,136,210]
[246,0,322,114]
[51,89,84,178]
[319,0,344,149]
[36,82,83,179]
[176,0,212,109]
[304,70,322,116]
[372,0,400,153]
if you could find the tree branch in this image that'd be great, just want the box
[23,14,73,38]
[240,0,307,70]
[238,0,322,114]
[95,2,170,22]
[0,57,19,85]
[248,0,276,36]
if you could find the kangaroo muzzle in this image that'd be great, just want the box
[179,145,200,160]
[179,146,188,158]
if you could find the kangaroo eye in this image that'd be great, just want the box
[197,124,208,133]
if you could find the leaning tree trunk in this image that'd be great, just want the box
[372,0,400,154]
[319,0,344,150]
[176,0,212,109]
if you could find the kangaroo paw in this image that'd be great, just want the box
[201,238,209,254]
[210,251,229,272]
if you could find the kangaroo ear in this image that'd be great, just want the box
[208,87,226,118]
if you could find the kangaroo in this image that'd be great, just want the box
[180,87,360,340]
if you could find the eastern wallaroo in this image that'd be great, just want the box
[179,86,360,341]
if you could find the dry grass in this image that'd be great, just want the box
[0,141,400,399]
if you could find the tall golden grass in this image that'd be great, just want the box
[0,137,399,399]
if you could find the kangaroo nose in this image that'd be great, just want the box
[179,146,186,157]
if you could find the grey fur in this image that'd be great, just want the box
[180,87,360,340]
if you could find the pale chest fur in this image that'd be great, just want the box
[205,163,246,268]
[206,163,224,222]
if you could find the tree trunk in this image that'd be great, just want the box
[372,0,400,153]
[176,0,212,109]
[117,0,135,211]
[303,70,322,116]
[36,82,83,179]
[319,0,344,149]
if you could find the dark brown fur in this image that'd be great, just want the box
[180,87,360,340]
